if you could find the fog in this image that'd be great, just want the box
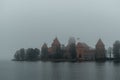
[0,0,120,60]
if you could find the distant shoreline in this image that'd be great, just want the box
[12,58,115,62]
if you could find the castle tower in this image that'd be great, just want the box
[41,43,48,59]
[42,43,48,49]
[76,42,85,59]
[95,39,106,61]
[52,37,61,48]
[51,37,61,59]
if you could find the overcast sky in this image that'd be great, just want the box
[0,0,120,60]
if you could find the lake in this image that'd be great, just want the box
[0,61,120,80]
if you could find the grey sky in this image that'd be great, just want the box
[0,0,120,60]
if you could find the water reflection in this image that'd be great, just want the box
[1,61,120,80]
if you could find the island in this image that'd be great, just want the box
[13,37,120,62]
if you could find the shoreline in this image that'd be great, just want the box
[12,58,115,62]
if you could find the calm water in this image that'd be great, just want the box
[0,61,120,80]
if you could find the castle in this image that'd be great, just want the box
[41,37,106,61]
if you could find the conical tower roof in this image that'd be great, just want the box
[42,43,48,49]
[96,38,104,47]
[52,37,61,47]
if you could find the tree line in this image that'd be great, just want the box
[113,40,120,62]
[14,48,40,61]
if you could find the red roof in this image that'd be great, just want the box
[76,42,89,49]
[96,38,104,47]
[52,37,61,47]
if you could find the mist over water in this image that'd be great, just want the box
[0,61,120,80]
[1,1,120,80]
[1,0,120,59]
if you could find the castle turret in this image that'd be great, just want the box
[42,43,48,49]
[52,37,61,48]
[51,37,61,59]
[96,39,105,49]
[41,43,48,59]
[95,39,106,61]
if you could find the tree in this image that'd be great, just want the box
[68,37,76,45]
[68,37,77,59]
[19,48,25,61]
[41,43,48,60]
[26,48,40,61]
[14,48,25,61]
[69,43,77,59]
[61,44,66,59]
[113,40,120,61]
[107,47,112,59]
[14,50,20,61]
[34,48,40,59]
